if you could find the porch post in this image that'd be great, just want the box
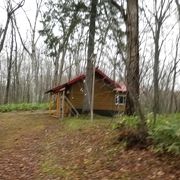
[56,93,60,117]
[91,66,95,121]
[61,90,65,120]
[49,93,52,115]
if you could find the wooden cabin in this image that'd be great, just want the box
[45,68,127,118]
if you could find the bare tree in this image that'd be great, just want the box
[14,0,43,102]
[0,0,25,53]
[12,38,23,103]
[142,0,173,123]
[4,18,14,104]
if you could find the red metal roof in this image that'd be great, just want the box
[45,68,126,94]
[114,84,127,93]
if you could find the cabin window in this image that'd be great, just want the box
[115,95,126,105]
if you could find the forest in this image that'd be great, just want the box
[0,0,179,112]
[0,0,180,179]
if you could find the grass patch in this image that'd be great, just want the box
[62,117,91,130]
[41,154,71,178]
[112,115,139,130]
[0,103,48,112]
[62,115,113,131]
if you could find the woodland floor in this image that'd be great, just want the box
[0,111,180,180]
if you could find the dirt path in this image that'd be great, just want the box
[0,111,57,180]
[0,111,180,180]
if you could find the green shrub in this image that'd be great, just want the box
[150,118,180,154]
[115,113,180,154]
[0,103,49,112]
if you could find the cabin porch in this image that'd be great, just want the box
[49,89,79,119]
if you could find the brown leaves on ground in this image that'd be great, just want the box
[0,111,180,179]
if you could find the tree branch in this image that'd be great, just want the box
[0,0,25,53]
[110,0,127,23]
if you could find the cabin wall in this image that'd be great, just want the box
[68,78,125,113]
[93,79,125,112]
[68,81,84,109]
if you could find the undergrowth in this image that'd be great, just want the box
[0,103,48,112]
[114,114,180,154]
[149,114,180,154]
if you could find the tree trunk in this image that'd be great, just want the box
[153,21,161,122]
[0,14,10,53]
[175,0,180,20]
[169,36,179,112]
[53,52,60,87]
[82,0,98,113]
[126,0,147,134]
[59,46,67,84]
[111,0,147,139]
[125,0,140,115]
[4,20,14,104]
[13,33,19,103]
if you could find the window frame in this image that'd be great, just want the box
[115,94,126,105]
